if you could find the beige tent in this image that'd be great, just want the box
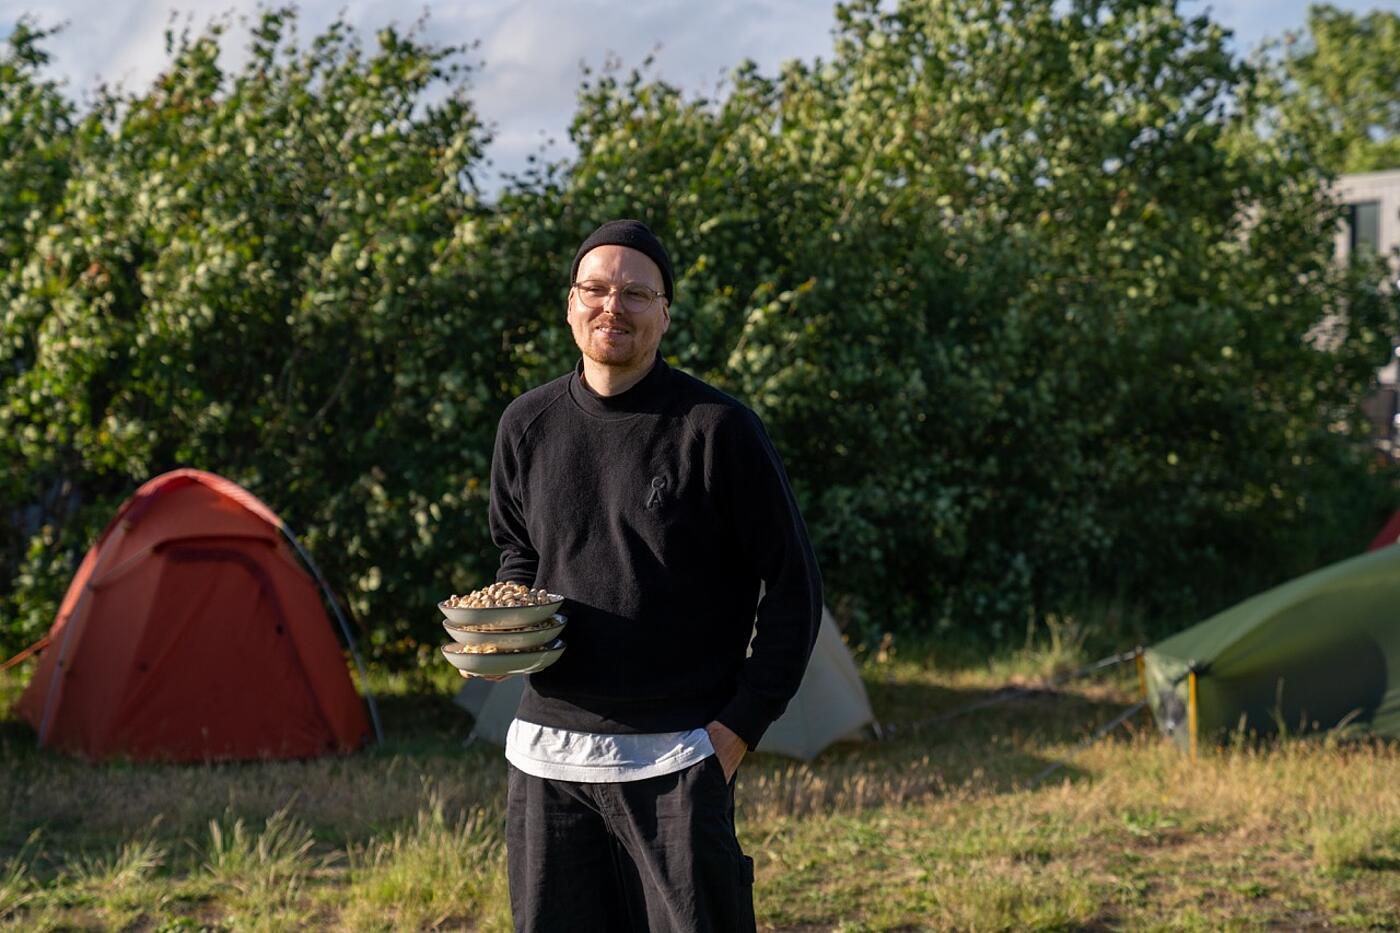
[454,607,879,761]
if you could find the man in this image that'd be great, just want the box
[476,218,822,932]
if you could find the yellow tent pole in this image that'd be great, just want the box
[1135,652,1147,700]
[1187,670,1199,761]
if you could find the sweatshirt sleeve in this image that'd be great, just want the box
[712,408,823,748]
[488,410,539,586]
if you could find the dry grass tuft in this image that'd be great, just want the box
[0,832,38,923]
[341,788,509,932]
[203,805,318,893]
[199,819,316,927]
[71,836,166,890]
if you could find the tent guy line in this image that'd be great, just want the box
[1027,699,1151,788]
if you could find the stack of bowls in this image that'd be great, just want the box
[438,594,567,676]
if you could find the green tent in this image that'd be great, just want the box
[1143,545,1400,754]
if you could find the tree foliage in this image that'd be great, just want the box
[1260,3,1400,174]
[1,10,502,657]
[495,0,1398,637]
[2,0,1396,661]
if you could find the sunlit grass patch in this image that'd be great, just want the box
[927,860,1101,931]
[1311,813,1400,877]
[70,836,166,890]
[0,832,38,923]
[752,800,1104,930]
[2,831,219,932]
[341,790,508,932]
[64,835,168,925]
[200,806,323,928]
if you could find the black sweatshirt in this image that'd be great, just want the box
[488,356,823,748]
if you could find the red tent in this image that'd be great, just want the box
[1368,509,1400,551]
[17,469,373,761]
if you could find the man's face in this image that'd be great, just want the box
[568,245,670,373]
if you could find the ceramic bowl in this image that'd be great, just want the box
[443,613,566,650]
[438,595,564,630]
[439,638,566,677]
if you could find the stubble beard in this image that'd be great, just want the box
[581,321,646,371]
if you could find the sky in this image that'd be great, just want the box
[2,0,1396,188]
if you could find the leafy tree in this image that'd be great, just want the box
[0,21,78,649]
[1259,4,1400,174]
[504,0,1399,639]
[0,20,72,268]
[0,9,502,659]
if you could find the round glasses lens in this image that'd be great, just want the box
[577,283,611,307]
[621,286,657,312]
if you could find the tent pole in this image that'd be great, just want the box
[280,526,384,747]
[1187,669,1199,761]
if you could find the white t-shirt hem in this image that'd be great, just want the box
[504,718,715,783]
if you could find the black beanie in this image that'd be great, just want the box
[570,219,675,303]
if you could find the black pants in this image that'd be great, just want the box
[506,756,757,932]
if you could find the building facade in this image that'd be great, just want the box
[1335,168,1400,271]
[1337,170,1400,456]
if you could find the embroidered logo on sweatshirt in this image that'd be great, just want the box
[646,475,667,509]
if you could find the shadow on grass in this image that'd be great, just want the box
[785,675,1149,796]
[0,682,480,763]
[0,712,45,772]
[1356,854,1400,872]
[714,676,1148,826]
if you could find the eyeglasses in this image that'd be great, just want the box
[571,280,666,314]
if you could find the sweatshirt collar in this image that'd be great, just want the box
[569,355,671,418]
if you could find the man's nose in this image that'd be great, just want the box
[600,288,626,313]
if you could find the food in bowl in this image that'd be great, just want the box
[453,642,512,654]
[445,581,557,609]
[439,585,564,629]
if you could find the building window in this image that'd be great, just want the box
[1348,200,1381,256]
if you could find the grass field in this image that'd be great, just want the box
[2,633,1398,931]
